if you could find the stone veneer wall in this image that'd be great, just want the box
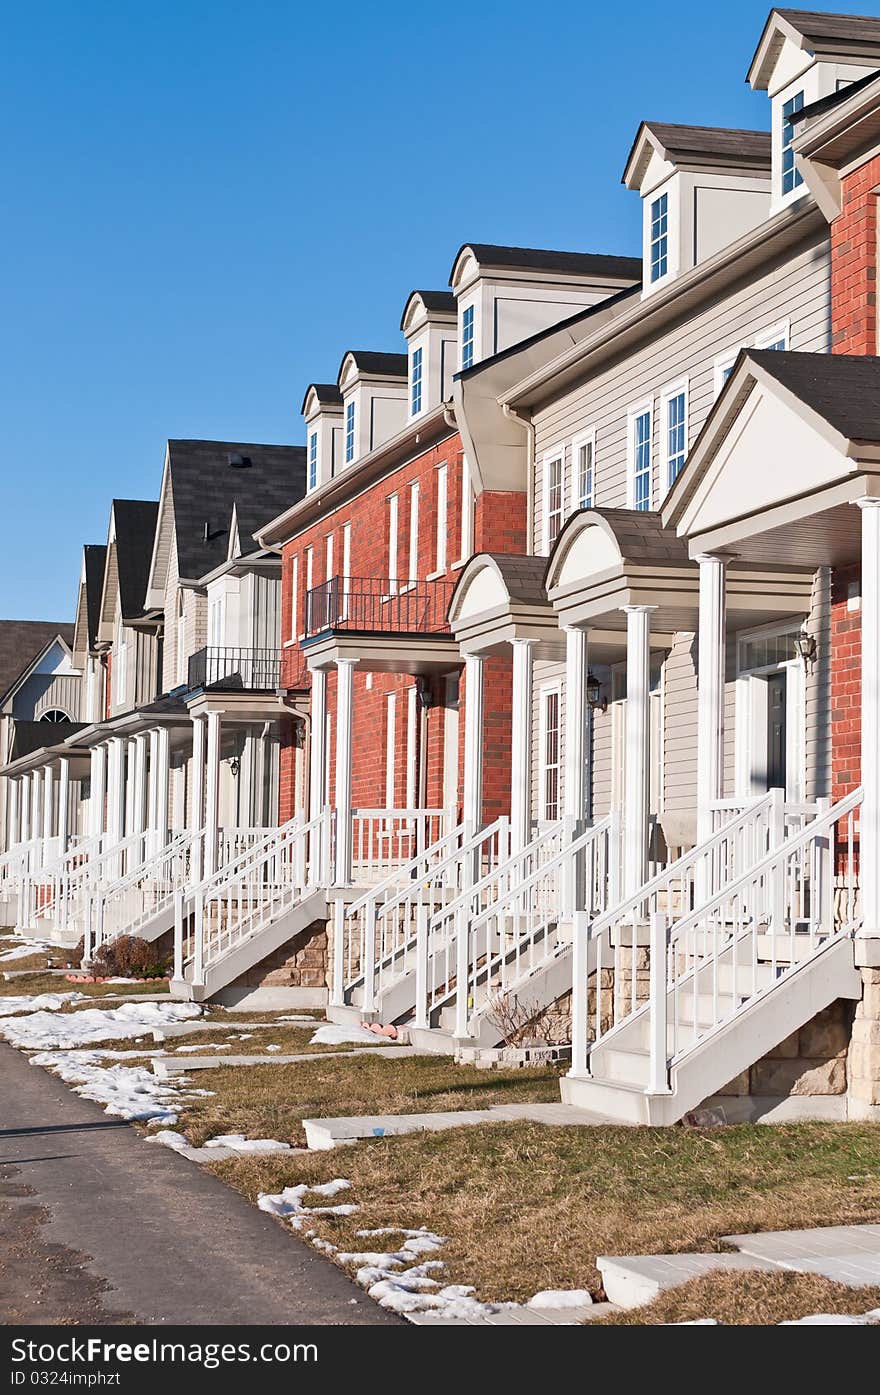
[225,920,329,996]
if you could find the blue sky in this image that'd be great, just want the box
[2,1,870,620]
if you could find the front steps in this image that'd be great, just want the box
[170,888,328,1003]
[562,934,862,1125]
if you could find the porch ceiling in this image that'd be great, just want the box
[302,630,460,676]
[683,485,868,568]
[185,690,286,721]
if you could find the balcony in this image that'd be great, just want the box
[188,646,281,692]
[305,575,455,639]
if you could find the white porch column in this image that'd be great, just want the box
[462,653,485,832]
[308,668,328,823]
[564,626,590,824]
[154,728,170,852]
[57,758,70,854]
[510,639,535,852]
[190,716,206,882]
[859,498,880,935]
[147,729,159,855]
[90,745,107,841]
[132,733,148,859]
[8,778,20,847]
[31,771,43,851]
[623,605,654,896]
[696,554,727,845]
[42,766,55,845]
[334,659,358,885]
[204,711,221,877]
[107,738,125,846]
[20,776,31,844]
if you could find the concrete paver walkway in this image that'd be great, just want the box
[724,1224,880,1286]
[303,1101,615,1149]
[0,1042,398,1325]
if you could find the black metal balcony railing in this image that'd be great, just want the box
[188,646,282,692]
[279,647,310,691]
[305,575,455,638]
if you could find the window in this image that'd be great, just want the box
[175,594,185,687]
[304,547,313,632]
[539,686,561,822]
[40,709,70,723]
[573,433,595,510]
[385,693,397,808]
[405,686,418,809]
[289,555,298,640]
[407,481,419,584]
[325,532,334,584]
[435,464,448,573]
[782,91,804,195]
[713,351,740,397]
[308,432,318,490]
[755,321,790,351]
[345,400,355,463]
[341,524,351,621]
[115,613,128,706]
[649,192,668,283]
[208,592,225,647]
[458,454,474,563]
[411,346,423,416]
[628,403,653,511]
[661,383,687,490]
[387,494,399,594]
[543,451,564,550]
[461,304,475,370]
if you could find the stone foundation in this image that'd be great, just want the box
[714,1000,852,1109]
[226,917,329,994]
[848,967,880,1118]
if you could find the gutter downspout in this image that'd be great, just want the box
[502,403,536,553]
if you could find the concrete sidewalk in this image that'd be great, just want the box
[0,1042,399,1325]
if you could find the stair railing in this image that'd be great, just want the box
[84,828,202,959]
[349,807,451,885]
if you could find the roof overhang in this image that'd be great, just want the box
[447,554,562,658]
[301,631,459,676]
[184,690,285,721]
[748,11,880,91]
[793,72,880,220]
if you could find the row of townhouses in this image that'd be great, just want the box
[5,7,880,1125]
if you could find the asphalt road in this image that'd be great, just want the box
[0,1042,399,1325]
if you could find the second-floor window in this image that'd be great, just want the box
[629,403,652,511]
[574,433,595,511]
[308,432,318,490]
[782,91,804,196]
[435,464,448,573]
[539,686,561,822]
[388,493,399,594]
[411,347,423,416]
[461,304,475,370]
[662,384,687,490]
[544,451,564,551]
[289,555,298,640]
[175,594,185,686]
[345,401,355,463]
[650,192,668,283]
[407,482,419,583]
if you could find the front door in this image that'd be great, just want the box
[766,672,787,791]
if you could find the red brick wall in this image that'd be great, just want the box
[828,160,880,803]
[277,434,525,825]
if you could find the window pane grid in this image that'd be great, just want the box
[411,347,423,415]
[546,455,563,546]
[577,440,594,509]
[782,92,804,195]
[462,305,475,370]
[308,432,318,490]
[665,392,686,487]
[632,410,651,510]
[650,192,668,282]
[542,690,560,821]
[345,401,355,463]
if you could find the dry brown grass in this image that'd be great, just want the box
[0,970,170,1004]
[174,1055,562,1148]
[90,1023,387,1056]
[594,1269,880,1324]
[209,1119,880,1304]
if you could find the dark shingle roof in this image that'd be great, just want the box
[400,290,458,328]
[113,499,160,620]
[748,349,880,442]
[6,719,86,763]
[590,508,691,563]
[639,123,771,165]
[167,441,306,580]
[452,244,642,282]
[484,554,550,606]
[83,545,107,649]
[339,351,409,383]
[776,9,880,47]
[301,383,344,414]
[0,621,75,707]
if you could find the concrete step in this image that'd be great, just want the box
[597,1252,780,1309]
[302,1100,615,1150]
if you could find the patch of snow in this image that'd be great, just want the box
[146,1129,191,1152]
[28,1051,198,1124]
[310,1023,385,1047]
[175,1043,231,1052]
[0,992,83,1018]
[266,1044,281,1052]
[203,1134,291,1154]
[0,1000,200,1049]
[0,942,53,962]
[258,1180,358,1229]
[529,1289,593,1309]
[781,1309,880,1326]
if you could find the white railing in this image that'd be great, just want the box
[571,788,843,1081]
[217,826,275,868]
[350,808,451,885]
[20,832,139,935]
[175,810,331,987]
[0,839,41,901]
[424,815,617,1038]
[332,817,511,1015]
[86,829,203,958]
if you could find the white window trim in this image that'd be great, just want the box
[410,344,424,419]
[460,299,478,371]
[755,318,791,351]
[325,532,334,584]
[713,348,742,398]
[301,547,313,638]
[642,178,677,295]
[340,523,351,622]
[775,84,808,211]
[386,493,399,598]
[626,398,654,511]
[435,463,448,574]
[571,430,596,512]
[659,377,689,494]
[402,481,419,592]
[542,447,565,554]
[289,555,298,642]
[452,455,474,568]
[537,682,562,823]
[734,618,806,802]
[405,685,418,809]
[385,693,397,808]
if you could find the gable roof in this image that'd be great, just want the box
[6,719,86,764]
[337,351,409,386]
[749,9,880,88]
[300,383,344,415]
[746,348,880,442]
[83,544,108,649]
[165,440,306,580]
[400,289,458,329]
[0,621,74,707]
[622,122,771,186]
[112,499,160,620]
[451,243,642,283]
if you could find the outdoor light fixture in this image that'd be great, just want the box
[228,755,241,777]
[794,630,817,670]
[586,671,607,712]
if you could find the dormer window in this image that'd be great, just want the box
[411,346,423,416]
[649,193,669,283]
[308,432,318,490]
[781,91,804,195]
[345,401,355,464]
[461,305,475,370]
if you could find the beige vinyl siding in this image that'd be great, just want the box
[12,673,81,722]
[531,231,830,547]
[660,633,698,847]
[243,572,281,651]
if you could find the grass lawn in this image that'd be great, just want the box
[173,1055,562,1148]
[87,1023,388,1057]
[209,1119,880,1306]
[0,969,169,1001]
[594,1269,880,1324]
